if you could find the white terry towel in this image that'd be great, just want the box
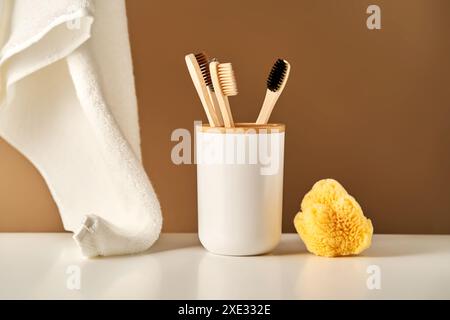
[0,0,163,257]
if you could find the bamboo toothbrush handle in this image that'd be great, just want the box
[207,88,224,126]
[216,95,235,127]
[256,91,280,124]
[200,85,221,127]
[192,78,221,127]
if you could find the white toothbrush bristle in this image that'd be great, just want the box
[217,63,238,96]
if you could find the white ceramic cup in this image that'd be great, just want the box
[196,123,285,256]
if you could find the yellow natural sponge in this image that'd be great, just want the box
[294,179,373,257]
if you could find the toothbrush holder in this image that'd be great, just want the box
[196,123,285,256]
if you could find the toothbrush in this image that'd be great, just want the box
[210,61,238,128]
[206,58,225,126]
[185,52,222,127]
[256,59,291,124]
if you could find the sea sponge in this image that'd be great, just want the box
[294,179,373,257]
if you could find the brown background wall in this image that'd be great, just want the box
[1,0,449,233]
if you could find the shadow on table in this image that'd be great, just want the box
[269,235,307,256]
[360,235,450,258]
[269,234,450,258]
[144,233,201,254]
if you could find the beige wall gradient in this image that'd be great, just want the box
[1,0,449,233]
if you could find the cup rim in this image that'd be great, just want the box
[197,123,285,133]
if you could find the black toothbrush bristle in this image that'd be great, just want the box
[195,52,213,89]
[267,59,288,92]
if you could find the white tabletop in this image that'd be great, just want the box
[0,233,449,300]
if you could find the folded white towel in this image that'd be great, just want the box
[0,0,162,257]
